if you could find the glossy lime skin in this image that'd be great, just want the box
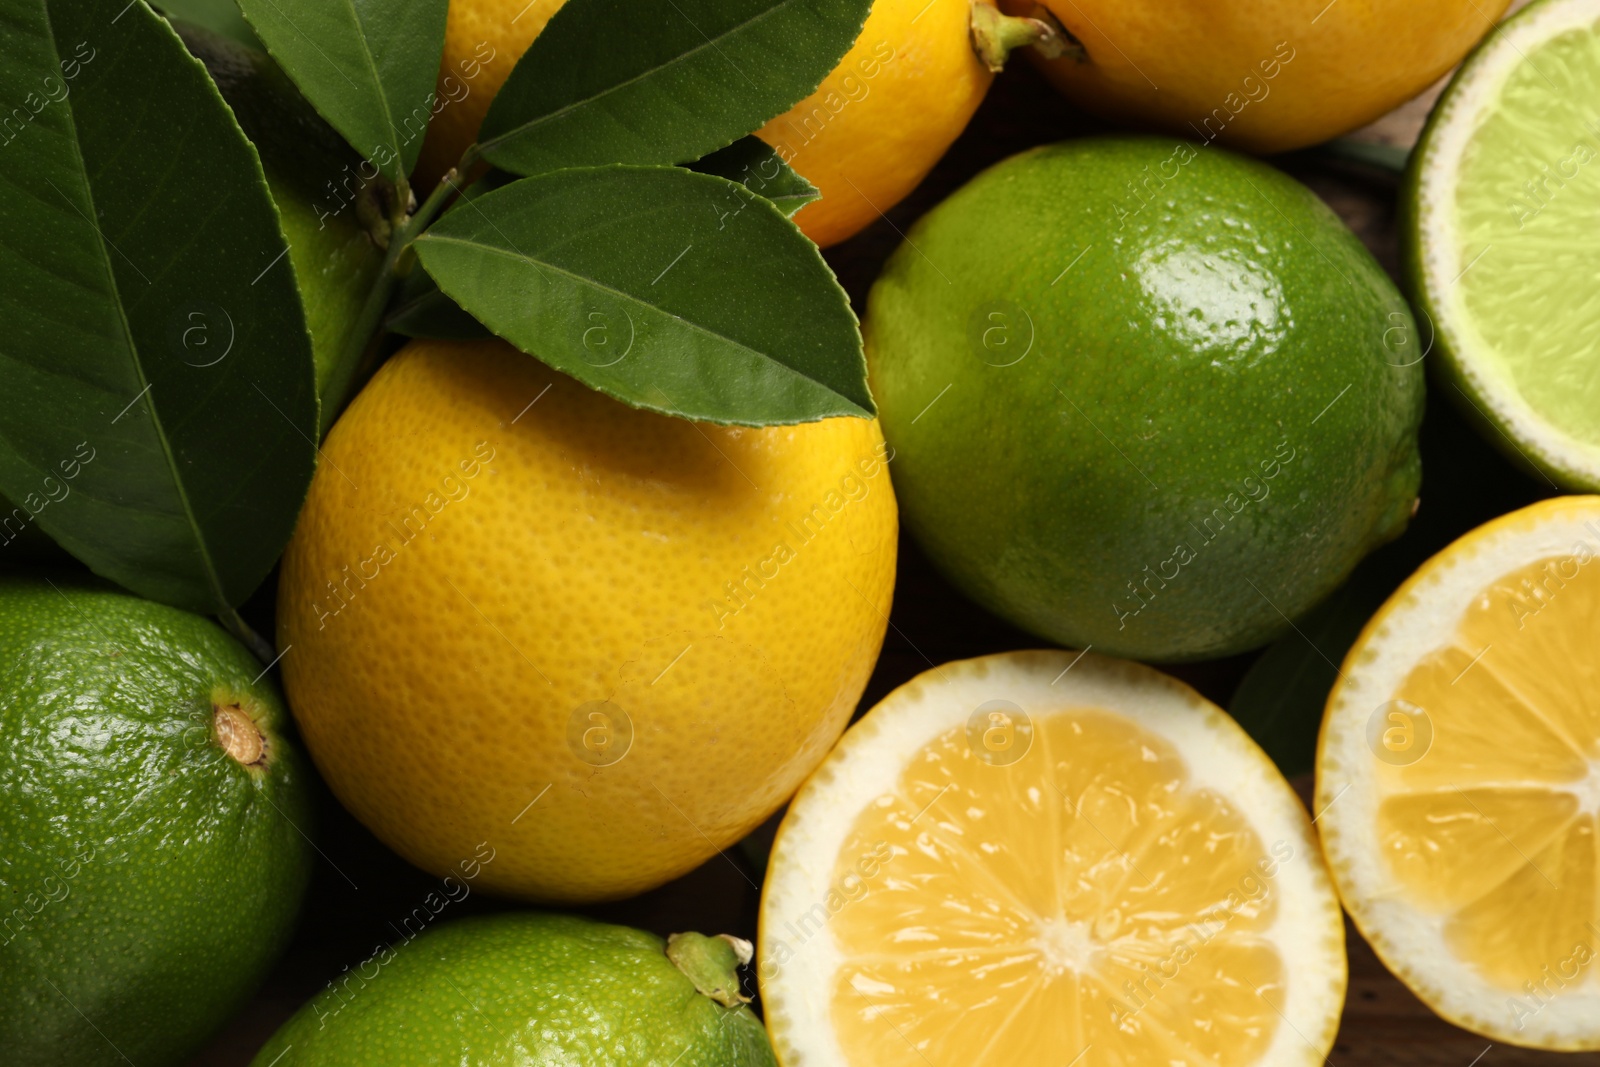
[867,137,1424,660]
[0,579,313,1065]
[252,913,778,1066]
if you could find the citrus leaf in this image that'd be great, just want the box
[413,165,871,425]
[476,0,872,177]
[687,136,819,217]
[0,0,317,613]
[1229,560,1395,779]
[236,0,447,183]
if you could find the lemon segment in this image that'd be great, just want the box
[1318,496,1600,1049]
[761,651,1346,1067]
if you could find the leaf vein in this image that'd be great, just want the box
[417,231,858,405]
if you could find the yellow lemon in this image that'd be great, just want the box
[760,650,1346,1066]
[755,0,1006,249]
[1317,496,1600,1049]
[277,339,897,903]
[1010,0,1511,153]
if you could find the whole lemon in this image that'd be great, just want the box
[1008,0,1510,153]
[277,339,896,902]
[754,0,1003,248]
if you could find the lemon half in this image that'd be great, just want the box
[760,651,1346,1066]
[1318,495,1600,1049]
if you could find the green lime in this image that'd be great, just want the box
[1405,0,1600,490]
[866,136,1424,661]
[252,914,777,1066]
[0,578,313,1066]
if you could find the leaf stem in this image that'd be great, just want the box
[394,167,461,251]
[219,606,276,667]
[315,168,463,436]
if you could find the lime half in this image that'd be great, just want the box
[1408,0,1600,489]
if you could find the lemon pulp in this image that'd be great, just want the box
[1375,554,1600,990]
[823,707,1288,1065]
[1452,22,1600,448]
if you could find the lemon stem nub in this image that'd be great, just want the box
[969,3,1074,72]
[665,932,753,1008]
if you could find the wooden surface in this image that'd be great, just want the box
[191,12,1596,1065]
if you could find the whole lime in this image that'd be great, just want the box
[252,913,777,1066]
[866,137,1425,660]
[0,578,313,1066]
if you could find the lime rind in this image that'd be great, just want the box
[1410,0,1600,490]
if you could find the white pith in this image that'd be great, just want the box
[1415,0,1600,488]
[760,650,1347,1067]
[1317,497,1600,1050]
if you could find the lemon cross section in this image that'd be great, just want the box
[1318,495,1600,1050]
[760,651,1346,1067]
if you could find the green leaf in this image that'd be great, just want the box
[236,0,447,184]
[175,21,390,417]
[477,0,872,177]
[414,166,871,425]
[0,0,317,614]
[386,269,493,340]
[1229,561,1396,779]
[688,136,819,217]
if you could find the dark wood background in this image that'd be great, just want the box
[191,8,1600,1064]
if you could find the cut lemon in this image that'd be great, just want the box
[1407,0,1600,490]
[1317,496,1600,1049]
[759,650,1345,1066]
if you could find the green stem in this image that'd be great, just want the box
[219,606,276,667]
[315,168,463,437]
[395,168,461,250]
[666,932,754,1007]
[969,2,1076,72]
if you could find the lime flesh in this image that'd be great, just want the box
[1409,0,1600,487]
[1457,24,1600,445]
